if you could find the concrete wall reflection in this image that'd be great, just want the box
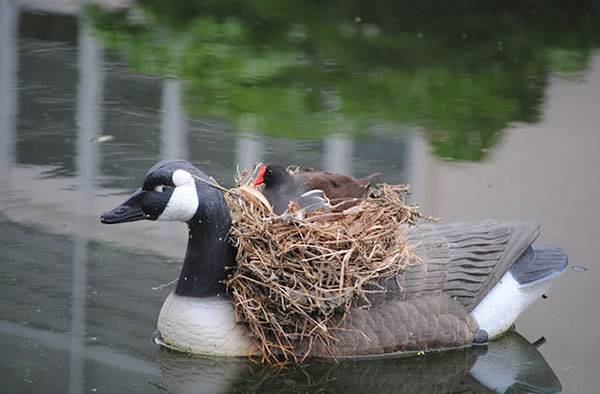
[408,53,600,390]
[0,0,19,207]
[161,78,187,160]
[69,15,104,394]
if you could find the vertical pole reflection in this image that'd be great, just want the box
[161,78,187,160]
[235,132,263,172]
[324,134,354,175]
[0,0,19,208]
[160,79,186,241]
[70,13,103,394]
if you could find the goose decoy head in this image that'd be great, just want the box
[101,159,204,224]
[251,164,291,188]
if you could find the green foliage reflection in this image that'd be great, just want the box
[88,1,600,160]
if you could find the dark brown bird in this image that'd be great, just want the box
[252,163,382,214]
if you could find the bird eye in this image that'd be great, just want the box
[154,185,165,192]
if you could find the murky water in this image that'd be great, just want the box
[1,1,599,393]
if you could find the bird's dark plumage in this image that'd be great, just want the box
[253,163,382,214]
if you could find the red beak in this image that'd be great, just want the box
[252,165,267,187]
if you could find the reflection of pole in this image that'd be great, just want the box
[161,78,187,159]
[70,15,103,394]
[160,78,186,241]
[235,131,263,172]
[0,0,19,208]
[324,134,354,175]
[405,129,438,213]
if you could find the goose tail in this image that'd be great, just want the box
[509,246,568,287]
[471,246,568,339]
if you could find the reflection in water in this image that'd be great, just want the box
[161,78,187,160]
[235,132,263,172]
[470,334,561,393]
[324,134,354,175]
[87,0,600,161]
[157,331,560,393]
[0,321,159,376]
[69,15,103,394]
[0,0,18,204]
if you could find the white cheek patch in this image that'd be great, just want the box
[172,169,195,187]
[158,170,199,222]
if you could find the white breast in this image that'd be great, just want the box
[157,292,255,356]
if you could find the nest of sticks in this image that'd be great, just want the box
[223,170,422,364]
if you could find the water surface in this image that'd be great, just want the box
[1,1,599,392]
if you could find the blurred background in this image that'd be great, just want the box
[1,0,599,392]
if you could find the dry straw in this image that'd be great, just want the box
[222,170,422,364]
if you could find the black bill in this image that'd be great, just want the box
[100,189,148,224]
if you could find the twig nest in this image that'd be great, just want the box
[224,178,422,364]
[238,184,272,212]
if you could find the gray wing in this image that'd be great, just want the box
[385,221,540,311]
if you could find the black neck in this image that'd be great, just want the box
[174,214,236,298]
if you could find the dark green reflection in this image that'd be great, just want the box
[88,1,600,160]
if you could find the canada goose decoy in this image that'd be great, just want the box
[101,160,568,359]
[252,164,382,213]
